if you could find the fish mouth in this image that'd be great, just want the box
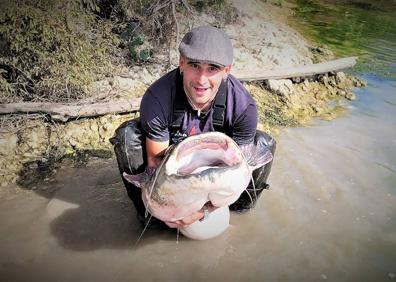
[177,159,231,175]
[169,134,243,175]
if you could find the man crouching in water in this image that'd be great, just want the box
[111,25,276,228]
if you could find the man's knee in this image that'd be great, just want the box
[110,118,147,216]
[110,118,146,174]
[252,130,276,188]
[229,130,276,212]
[255,130,276,155]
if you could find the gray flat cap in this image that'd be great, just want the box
[179,25,233,66]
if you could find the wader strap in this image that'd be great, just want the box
[212,80,227,131]
[171,69,188,129]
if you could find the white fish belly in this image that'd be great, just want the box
[144,164,251,221]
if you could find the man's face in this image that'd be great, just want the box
[179,56,231,111]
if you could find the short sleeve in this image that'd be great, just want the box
[139,90,170,142]
[230,103,257,145]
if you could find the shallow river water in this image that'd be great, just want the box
[1,77,394,282]
[1,1,396,281]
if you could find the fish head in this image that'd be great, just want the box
[165,132,244,176]
[122,132,273,224]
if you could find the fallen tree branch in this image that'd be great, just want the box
[0,98,141,122]
[232,56,357,81]
[0,57,357,121]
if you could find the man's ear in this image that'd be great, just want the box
[179,55,186,72]
[223,65,232,80]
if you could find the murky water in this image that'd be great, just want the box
[266,74,396,281]
[0,1,395,281]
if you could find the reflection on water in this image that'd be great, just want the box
[291,0,396,77]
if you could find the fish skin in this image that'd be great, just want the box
[123,132,273,223]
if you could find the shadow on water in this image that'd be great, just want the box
[16,151,177,251]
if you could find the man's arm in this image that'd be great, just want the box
[231,103,258,145]
[146,138,169,168]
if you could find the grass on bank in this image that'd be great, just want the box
[0,0,231,104]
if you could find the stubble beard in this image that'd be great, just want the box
[184,85,217,111]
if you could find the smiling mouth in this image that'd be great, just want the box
[194,87,209,94]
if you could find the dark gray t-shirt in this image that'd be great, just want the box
[140,68,258,145]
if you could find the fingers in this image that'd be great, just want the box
[165,221,182,228]
[182,211,204,225]
[205,202,218,213]
[165,211,205,228]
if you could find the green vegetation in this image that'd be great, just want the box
[189,0,237,25]
[290,0,396,77]
[120,22,153,64]
[190,0,229,11]
[275,0,284,7]
[0,0,233,104]
[0,0,120,103]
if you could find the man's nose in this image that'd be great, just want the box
[196,69,208,84]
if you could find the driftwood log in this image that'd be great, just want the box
[1,57,357,122]
[0,98,142,122]
[232,56,357,81]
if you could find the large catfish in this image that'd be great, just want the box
[123,132,273,223]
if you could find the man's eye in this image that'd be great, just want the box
[209,66,219,72]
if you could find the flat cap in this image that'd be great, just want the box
[179,25,233,66]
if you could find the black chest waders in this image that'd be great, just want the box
[110,76,276,223]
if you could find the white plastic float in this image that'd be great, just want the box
[179,206,230,240]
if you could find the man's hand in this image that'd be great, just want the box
[165,210,205,228]
[164,202,218,228]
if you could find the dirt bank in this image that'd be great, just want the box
[0,0,365,187]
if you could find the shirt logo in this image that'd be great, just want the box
[189,127,197,136]
[170,131,188,144]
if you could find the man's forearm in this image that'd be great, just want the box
[145,137,169,168]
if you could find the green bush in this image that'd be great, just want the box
[0,0,120,103]
[189,0,229,11]
[0,0,235,103]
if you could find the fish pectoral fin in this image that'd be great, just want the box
[240,143,273,170]
[122,172,149,188]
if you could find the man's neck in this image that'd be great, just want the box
[184,90,216,114]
